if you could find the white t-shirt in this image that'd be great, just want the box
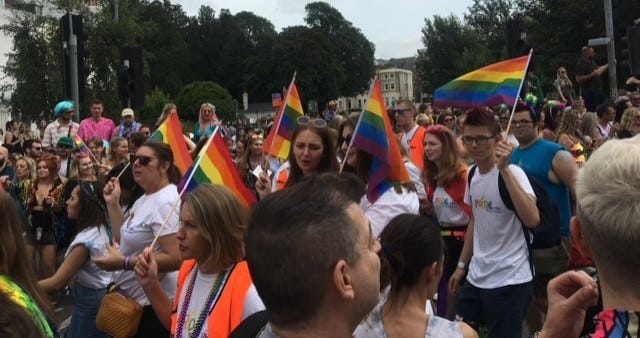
[117,184,180,305]
[432,186,469,226]
[360,186,420,238]
[464,164,535,289]
[404,158,427,200]
[65,226,114,289]
[176,268,265,338]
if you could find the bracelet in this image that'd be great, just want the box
[457,261,467,270]
[124,256,131,270]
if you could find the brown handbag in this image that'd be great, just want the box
[95,287,143,338]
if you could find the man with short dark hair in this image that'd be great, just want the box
[23,139,43,161]
[449,108,539,337]
[77,99,115,142]
[575,47,610,112]
[246,176,381,338]
[510,103,578,333]
[394,99,427,171]
[595,102,617,141]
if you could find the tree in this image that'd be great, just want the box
[1,8,61,121]
[304,2,375,98]
[175,81,235,123]
[464,0,514,60]
[141,87,171,124]
[416,15,493,95]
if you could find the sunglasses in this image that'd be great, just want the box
[57,145,72,149]
[339,134,353,146]
[297,116,327,128]
[132,154,154,166]
[392,109,411,115]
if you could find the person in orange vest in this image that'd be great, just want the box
[393,99,427,171]
[135,184,264,338]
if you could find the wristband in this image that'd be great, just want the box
[457,261,467,270]
[124,256,131,270]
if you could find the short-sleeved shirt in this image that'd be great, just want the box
[360,186,420,238]
[65,226,114,289]
[78,117,116,142]
[42,120,79,148]
[433,186,470,226]
[117,184,180,305]
[464,164,535,288]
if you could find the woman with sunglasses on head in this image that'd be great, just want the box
[554,67,575,105]
[194,103,219,143]
[339,113,419,237]
[422,125,472,320]
[97,141,183,338]
[0,191,58,338]
[135,184,264,338]
[255,116,338,198]
[27,154,66,279]
[355,214,477,338]
[39,181,113,338]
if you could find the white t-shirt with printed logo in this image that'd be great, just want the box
[117,184,180,305]
[464,164,535,289]
[432,186,469,226]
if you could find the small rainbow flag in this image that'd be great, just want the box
[434,53,531,108]
[178,128,256,208]
[352,77,410,203]
[150,111,193,176]
[73,134,90,153]
[264,75,304,159]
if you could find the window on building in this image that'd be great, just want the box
[390,73,395,79]
[385,98,389,107]
[390,83,395,90]
[383,74,388,79]
[358,99,362,108]
[384,83,389,90]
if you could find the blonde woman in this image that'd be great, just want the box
[557,109,587,166]
[554,67,575,105]
[616,107,640,139]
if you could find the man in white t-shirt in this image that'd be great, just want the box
[448,108,540,337]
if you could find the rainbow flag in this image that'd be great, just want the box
[434,53,531,108]
[150,111,193,176]
[264,76,304,159]
[178,128,256,208]
[73,134,90,153]
[352,77,410,203]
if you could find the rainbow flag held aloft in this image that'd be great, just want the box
[434,53,531,108]
[178,129,256,208]
[352,77,410,203]
[73,134,90,153]
[264,76,304,160]
[150,111,193,176]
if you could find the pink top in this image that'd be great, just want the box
[78,117,116,142]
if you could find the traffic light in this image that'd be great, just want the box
[60,13,88,106]
[119,46,145,110]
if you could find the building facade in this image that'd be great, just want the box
[337,67,414,112]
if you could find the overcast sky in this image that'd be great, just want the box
[171,0,474,59]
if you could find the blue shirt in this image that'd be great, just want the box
[511,139,572,236]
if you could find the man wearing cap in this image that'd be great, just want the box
[112,108,141,138]
[78,99,116,142]
[57,136,75,178]
[42,100,80,149]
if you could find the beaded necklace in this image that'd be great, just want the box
[175,266,229,338]
[0,274,56,338]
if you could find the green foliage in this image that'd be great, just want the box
[175,81,235,123]
[416,15,493,94]
[140,87,171,124]
[1,10,62,122]
[464,0,514,60]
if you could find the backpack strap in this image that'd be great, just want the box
[229,310,268,338]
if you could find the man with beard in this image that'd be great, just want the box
[42,100,80,149]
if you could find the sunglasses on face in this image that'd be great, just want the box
[297,116,328,128]
[392,109,411,115]
[132,154,154,166]
[339,134,353,146]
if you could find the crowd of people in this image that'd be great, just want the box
[1,49,640,337]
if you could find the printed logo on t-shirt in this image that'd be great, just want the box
[433,196,456,207]
[474,196,503,213]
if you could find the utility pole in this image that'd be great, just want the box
[67,11,80,121]
[604,0,617,99]
[114,0,119,23]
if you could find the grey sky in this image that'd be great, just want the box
[172,0,473,59]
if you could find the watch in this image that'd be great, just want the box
[457,261,467,270]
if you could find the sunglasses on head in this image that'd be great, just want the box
[297,116,328,128]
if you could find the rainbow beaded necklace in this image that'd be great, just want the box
[0,274,56,338]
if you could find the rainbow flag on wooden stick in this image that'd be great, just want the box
[264,74,304,159]
[178,127,256,208]
[434,53,531,108]
[73,134,90,153]
[150,111,193,176]
[351,77,410,203]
